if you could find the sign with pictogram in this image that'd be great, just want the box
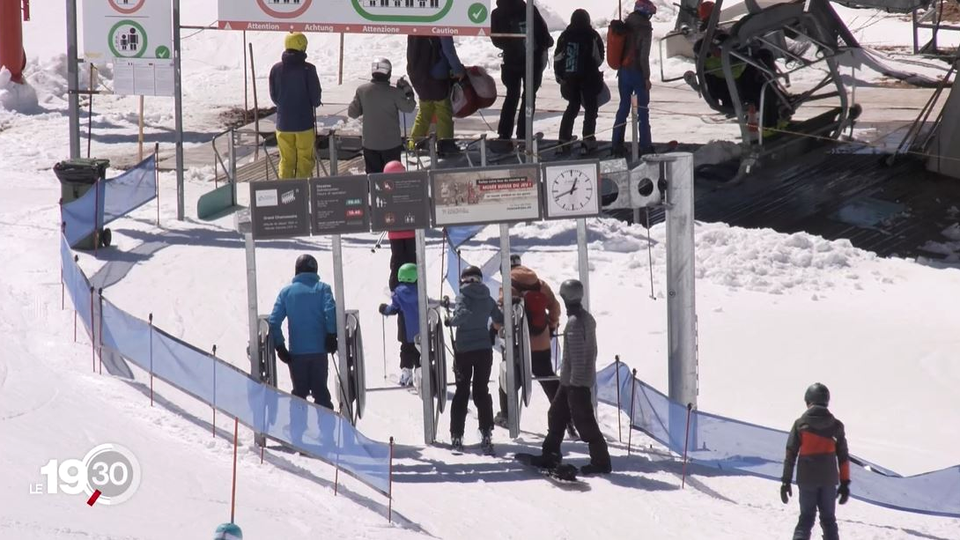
[83,0,174,96]
[218,0,491,36]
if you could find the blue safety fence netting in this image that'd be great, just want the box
[596,362,960,518]
[62,236,391,495]
[62,155,157,247]
[597,362,960,517]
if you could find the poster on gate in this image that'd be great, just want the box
[82,0,175,96]
[218,0,492,36]
[431,165,541,227]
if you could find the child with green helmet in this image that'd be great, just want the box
[379,262,421,386]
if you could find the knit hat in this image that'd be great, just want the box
[214,523,243,540]
[634,0,657,16]
[284,32,308,52]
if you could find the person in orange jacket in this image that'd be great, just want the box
[781,383,851,540]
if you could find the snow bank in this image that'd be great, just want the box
[0,68,39,114]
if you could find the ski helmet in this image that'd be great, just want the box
[635,0,658,16]
[509,253,522,268]
[383,160,406,174]
[804,383,830,406]
[214,523,243,540]
[397,263,418,284]
[372,58,392,77]
[698,1,716,22]
[559,279,584,305]
[284,32,308,53]
[295,254,318,275]
[460,265,483,285]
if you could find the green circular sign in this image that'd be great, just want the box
[108,20,149,59]
[155,46,171,59]
[467,2,488,24]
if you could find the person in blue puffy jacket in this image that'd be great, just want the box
[268,254,338,409]
[379,262,421,387]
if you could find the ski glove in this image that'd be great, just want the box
[837,481,850,505]
[325,334,338,353]
[275,344,292,365]
[444,317,452,327]
[378,303,389,315]
[440,296,451,309]
[780,482,792,504]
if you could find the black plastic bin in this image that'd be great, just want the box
[55,158,112,250]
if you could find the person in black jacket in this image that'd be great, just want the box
[555,9,605,153]
[781,383,851,540]
[268,33,322,179]
[406,36,465,151]
[490,0,553,142]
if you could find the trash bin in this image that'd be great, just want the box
[55,158,111,250]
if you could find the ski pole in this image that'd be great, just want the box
[381,314,387,380]
[371,231,387,253]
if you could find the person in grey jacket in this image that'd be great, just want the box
[348,58,417,173]
[444,265,504,453]
[534,279,611,475]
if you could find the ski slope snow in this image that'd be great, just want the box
[2,1,960,539]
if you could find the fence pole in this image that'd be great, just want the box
[149,314,154,407]
[242,30,249,123]
[381,314,387,380]
[615,355,622,443]
[681,402,692,489]
[212,344,217,437]
[230,417,239,523]
[248,43,260,161]
[155,143,160,226]
[334,416,343,496]
[89,286,96,372]
[138,95,145,161]
[87,63,94,159]
[388,436,395,523]
[627,368,637,456]
[97,288,103,375]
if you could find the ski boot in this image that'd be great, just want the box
[566,421,579,441]
[480,429,495,456]
[579,462,612,476]
[451,436,464,453]
[399,367,413,387]
[493,412,509,429]
[528,451,562,470]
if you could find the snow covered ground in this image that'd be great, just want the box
[3,1,960,539]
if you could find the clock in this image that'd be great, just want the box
[542,161,601,219]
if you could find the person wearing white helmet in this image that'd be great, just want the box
[348,58,417,173]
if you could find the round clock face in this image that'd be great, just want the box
[551,169,594,212]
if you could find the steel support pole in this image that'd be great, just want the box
[523,0,534,155]
[576,219,590,311]
[244,233,260,381]
[500,224,518,438]
[229,128,238,205]
[173,0,185,220]
[661,152,698,444]
[415,229,434,444]
[332,235,350,418]
[66,0,81,159]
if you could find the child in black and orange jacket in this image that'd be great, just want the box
[780,383,851,540]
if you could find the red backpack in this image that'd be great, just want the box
[520,283,550,335]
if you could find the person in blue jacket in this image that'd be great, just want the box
[379,262,421,387]
[269,254,338,409]
[444,265,504,453]
[268,32,322,179]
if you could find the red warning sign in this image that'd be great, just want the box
[108,0,146,14]
[256,0,313,19]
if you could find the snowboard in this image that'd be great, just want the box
[514,453,588,488]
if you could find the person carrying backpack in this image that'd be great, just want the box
[348,58,417,173]
[444,266,504,454]
[490,0,553,142]
[781,383,851,540]
[268,32,322,179]
[493,254,576,438]
[555,9,605,153]
[611,0,656,156]
[406,36,465,151]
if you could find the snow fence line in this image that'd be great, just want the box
[60,234,394,499]
[597,362,960,518]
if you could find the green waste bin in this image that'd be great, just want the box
[55,158,112,250]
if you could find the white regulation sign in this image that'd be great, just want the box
[218,0,492,36]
